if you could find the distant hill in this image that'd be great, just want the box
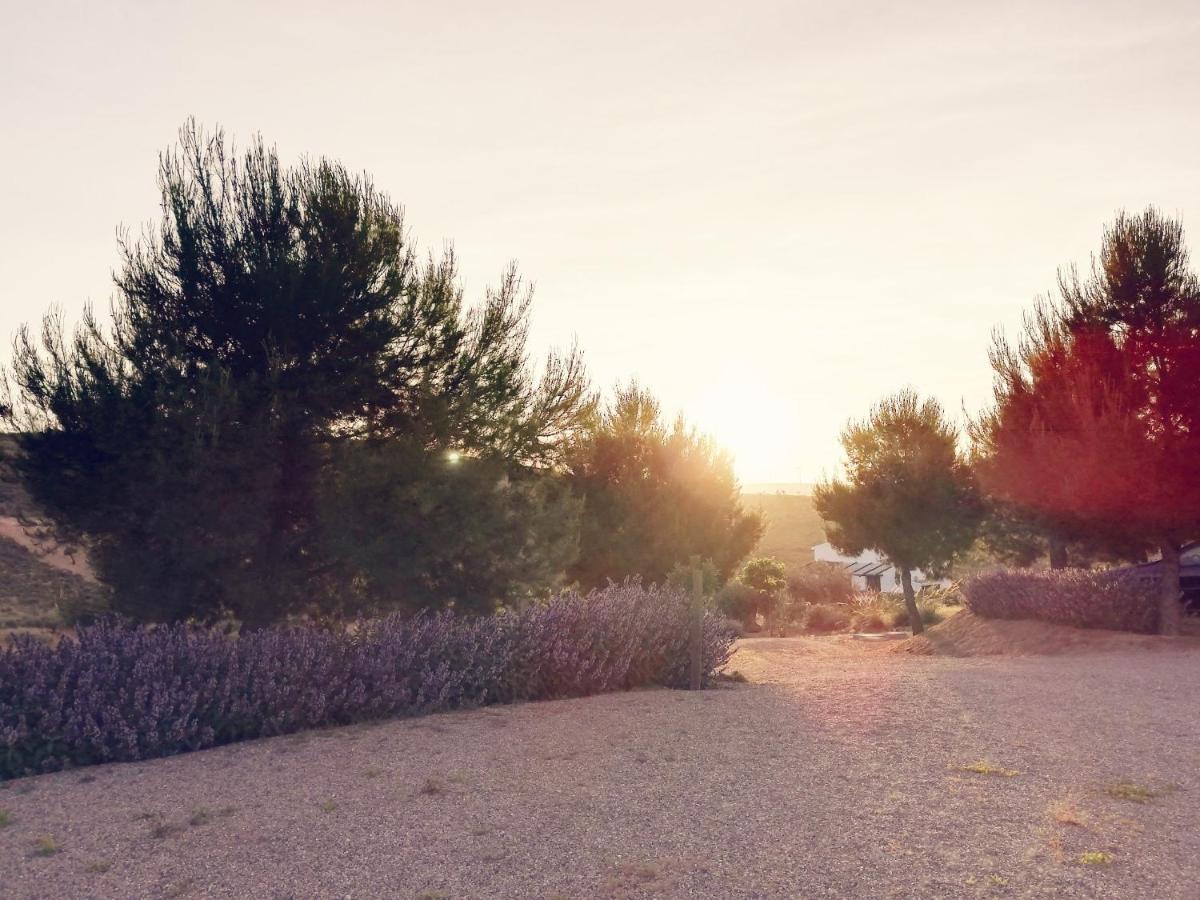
[742,482,814,496]
[743,492,827,573]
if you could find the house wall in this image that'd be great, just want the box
[810,542,950,593]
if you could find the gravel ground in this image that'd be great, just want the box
[2,636,1199,899]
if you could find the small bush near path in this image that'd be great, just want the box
[962,569,1157,633]
[0,582,736,780]
[803,603,851,633]
[787,564,853,606]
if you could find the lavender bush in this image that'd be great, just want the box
[962,569,1157,633]
[0,581,736,780]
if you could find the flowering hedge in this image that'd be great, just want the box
[962,568,1157,633]
[0,582,736,780]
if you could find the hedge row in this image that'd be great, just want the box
[962,568,1157,633]
[1,582,736,780]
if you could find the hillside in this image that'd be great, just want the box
[0,436,106,631]
[744,492,827,573]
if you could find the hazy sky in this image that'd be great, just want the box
[3,0,1199,483]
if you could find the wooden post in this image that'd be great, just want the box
[689,566,703,691]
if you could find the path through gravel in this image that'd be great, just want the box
[2,636,1199,898]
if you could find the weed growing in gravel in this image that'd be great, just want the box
[86,859,113,874]
[189,806,212,826]
[0,808,11,827]
[415,891,449,900]
[319,800,338,813]
[149,820,185,840]
[77,773,96,784]
[31,836,60,857]
[1078,851,1113,865]
[364,767,383,779]
[1050,796,1090,827]
[419,777,449,796]
[955,761,1021,777]
[1105,781,1160,803]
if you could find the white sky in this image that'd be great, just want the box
[3,0,1199,483]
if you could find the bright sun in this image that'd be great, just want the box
[693,372,798,487]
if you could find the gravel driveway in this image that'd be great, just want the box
[2,636,1198,898]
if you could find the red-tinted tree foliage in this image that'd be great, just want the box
[974,209,1200,634]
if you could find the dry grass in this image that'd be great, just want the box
[1049,795,1090,828]
[954,760,1021,778]
[1104,781,1163,804]
[30,836,59,857]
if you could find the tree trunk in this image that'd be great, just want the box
[1158,540,1184,637]
[1048,535,1068,570]
[900,567,924,636]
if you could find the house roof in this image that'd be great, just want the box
[847,560,891,577]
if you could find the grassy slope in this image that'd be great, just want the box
[743,492,827,573]
[0,438,105,631]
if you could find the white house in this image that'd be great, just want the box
[810,542,951,594]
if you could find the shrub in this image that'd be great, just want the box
[803,603,851,633]
[890,598,950,629]
[0,581,736,780]
[716,582,759,628]
[962,568,1156,633]
[917,582,963,607]
[788,564,853,606]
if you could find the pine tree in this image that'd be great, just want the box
[3,122,590,623]
[566,384,763,589]
[814,390,980,635]
[973,209,1200,634]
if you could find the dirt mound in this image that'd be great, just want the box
[893,609,1200,657]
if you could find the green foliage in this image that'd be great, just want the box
[567,384,763,589]
[320,444,581,614]
[814,390,981,633]
[738,556,786,596]
[715,581,758,625]
[815,390,981,576]
[3,122,591,623]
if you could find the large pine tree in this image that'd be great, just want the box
[973,209,1200,634]
[3,122,590,623]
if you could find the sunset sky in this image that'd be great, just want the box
[3,0,1199,484]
